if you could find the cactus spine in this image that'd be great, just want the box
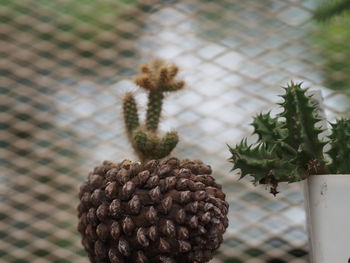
[123,59,185,162]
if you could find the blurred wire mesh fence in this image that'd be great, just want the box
[1,0,349,262]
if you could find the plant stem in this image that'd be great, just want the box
[146,91,164,132]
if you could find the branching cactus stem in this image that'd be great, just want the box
[122,59,185,162]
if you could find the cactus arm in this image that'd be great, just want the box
[156,131,179,159]
[252,113,285,147]
[132,130,179,162]
[251,113,298,160]
[279,83,326,163]
[229,140,299,183]
[328,118,350,174]
[133,131,150,156]
[123,92,140,136]
[229,140,276,182]
[279,85,301,151]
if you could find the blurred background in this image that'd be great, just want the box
[1,0,349,262]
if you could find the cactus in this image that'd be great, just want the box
[123,59,185,162]
[228,82,349,195]
[328,118,350,174]
[79,59,228,263]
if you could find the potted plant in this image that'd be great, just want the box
[228,82,350,263]
[77,59,229,263]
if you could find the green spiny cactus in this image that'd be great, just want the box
[279,83,326,163]
[229,82,329,195]
[122,59,184,162]
[123,92,140,134]
[328,118,350,174]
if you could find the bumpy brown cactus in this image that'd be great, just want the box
[78,60,229,263]
[78,158,228,263]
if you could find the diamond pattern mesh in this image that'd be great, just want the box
[1,0,349,262]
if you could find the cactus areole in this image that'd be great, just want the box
[228,82,350,195]
[78,60,229,263]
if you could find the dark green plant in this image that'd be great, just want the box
[312,0,350,95]
[228,82,350,195]
[314,0,350,21]
[122,59,185,162]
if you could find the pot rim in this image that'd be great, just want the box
[308,174,350,178]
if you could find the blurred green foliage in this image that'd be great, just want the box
[314,0,350,21]
[0,0,138,30]
[313,0,350,93]
[46,0,138,25]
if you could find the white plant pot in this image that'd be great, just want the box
[303,174,350,263]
